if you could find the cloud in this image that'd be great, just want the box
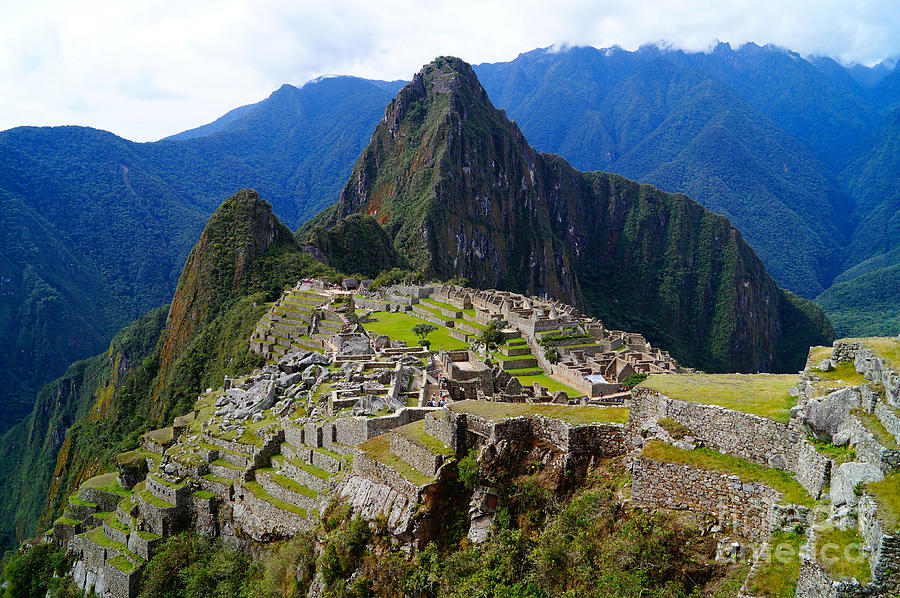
[0,0,898,141]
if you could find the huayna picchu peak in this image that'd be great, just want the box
[308,56,833,374]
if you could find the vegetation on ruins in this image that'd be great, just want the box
[639,373,799,423]
[642,441,814,506]
[413,323,439,348]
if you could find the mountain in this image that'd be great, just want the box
[0,76,398,432]
[0,189,341,554]
[311,57,834,373]
[472,45,855,298]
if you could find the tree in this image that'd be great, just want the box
[412,323,438,348]
[475,320,505,352]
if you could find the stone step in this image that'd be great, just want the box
[200,472,235,497]
[390,420,454,477]
[240,480,308,519]
[272,455,331,494]
[255,468,318,511]
[208,459,245,481]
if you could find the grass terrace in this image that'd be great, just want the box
[359,435,434,487]
[848,337,900,371]
[192,490,216,500]
[746,530,804,598]
[82,472,130,496]
[815,526,872,583]
[515,374,581,396]
[108,555,138,573]
[54,515,80,526]
[144,427,175,446]
[807,345,832,367]
[139,490,174,509]
[642,441,813,506]
[243,481,307,516]
[853,409,899,449]
[807,436,856,465]
[396,421,454,457]
[810,360,867,393]
[639,373,798,423]
[67,493,97,508]
[201,473,235,486]
[361,311,468,351]
[866,473,900,532]
[448,400,629,425]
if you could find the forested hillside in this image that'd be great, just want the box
[0,77,398,432]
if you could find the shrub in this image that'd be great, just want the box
[658,417,691,440]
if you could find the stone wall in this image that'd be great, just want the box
[352,451,423,502]
[832,340,900,408]
[104,561,141,598]
[390,430,444,477]
[631,387,800,471]
[231,482,309,539]
[875,401,900,445]
[353,296,390,312]
[632,457,781,543]
[424,410,458,450]
[340,475,417,536]
[846,415,900,474]
[796,440,832,500]
[859,494,900,594]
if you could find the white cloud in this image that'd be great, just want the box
[0,0,897,141]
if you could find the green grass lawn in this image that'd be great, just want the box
[515,374,581,396]
[642,441,813,506]
[448,400,629,425]
[815,526,871,583]
[867,473,900,532]
[361,311,468,351]
[639,373,798,423]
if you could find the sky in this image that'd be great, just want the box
[1,0,899,142]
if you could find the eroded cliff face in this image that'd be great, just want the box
[314,57,833,372]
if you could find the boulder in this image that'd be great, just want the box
[768,454,787,470]
[467,486,499,544]
[552,390,569,404]
[803,387,857,442]
[277,373,301,388]
[832,430,852,447]
[817,359,835,372]
[505,377,522,395]
[299,352,330,366]
[373,335,391,350]
[831,462,883,508]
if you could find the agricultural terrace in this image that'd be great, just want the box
[639,373,798,423]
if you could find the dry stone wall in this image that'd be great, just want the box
[632,457,782,543]
[631,387,800,470]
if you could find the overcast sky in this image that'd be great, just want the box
[2,0,898,141]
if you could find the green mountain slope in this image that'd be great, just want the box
[313,57,834,373]
[474,46,853,298]
[0,189,341,554]
[0,77,396,431]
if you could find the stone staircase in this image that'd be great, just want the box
[249,288,330,358]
